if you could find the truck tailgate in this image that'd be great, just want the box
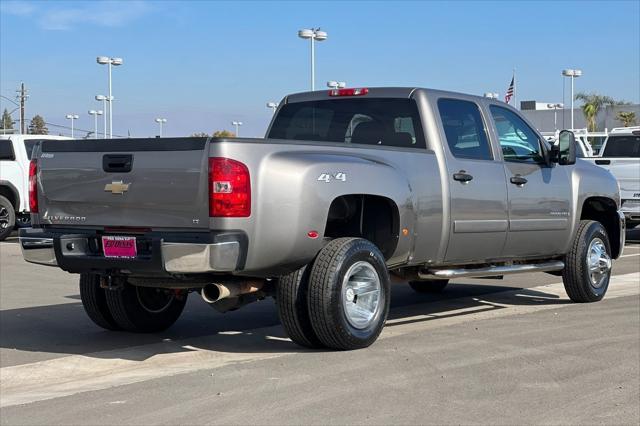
[37,138,210,229]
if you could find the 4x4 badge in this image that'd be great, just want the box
[104,181,130,194]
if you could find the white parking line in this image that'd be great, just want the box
[620,253,640,258]
[1,272,638,409]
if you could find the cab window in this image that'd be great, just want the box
[490,106,545,164]
[437,99,492,160]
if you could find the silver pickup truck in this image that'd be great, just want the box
[21,87,625,350]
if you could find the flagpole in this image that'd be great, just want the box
[513,68,517,110]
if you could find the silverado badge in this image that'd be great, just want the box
[104,180,130,194]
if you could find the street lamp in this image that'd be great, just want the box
[97,56,123,138]
[298,28,328,91]
[155,118,167,137]
[327,81,346,90]
[232,121,243,137]
[94,95,111,138]
[547,103,564,131]
[65,114,79,138]
[266,102,279,114]
[88,110,103,139]
[562,68,582,130]
[484,92,499,99]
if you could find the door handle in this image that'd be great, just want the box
[595,159,611,165]
[453,171,473,183]
[510,175,528,186]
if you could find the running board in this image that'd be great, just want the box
[418,260,565,279]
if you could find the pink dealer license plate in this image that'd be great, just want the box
[102,236,137,258]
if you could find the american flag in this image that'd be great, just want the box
[505,75,515,104]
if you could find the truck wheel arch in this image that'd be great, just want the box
[324,194,400,259]
[580,197,621,258]
[0,182,19,211]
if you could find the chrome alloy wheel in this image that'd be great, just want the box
[342,261,382,329]
[587,238,611,288]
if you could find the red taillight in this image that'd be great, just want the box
[208,158,250,217]
[328,88,369,97]
[29,159,38,213]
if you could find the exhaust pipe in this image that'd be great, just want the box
[201,280,263,304]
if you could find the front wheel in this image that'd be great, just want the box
[105,282,188,332]
[563,220,612,302]
[307,238,390,350]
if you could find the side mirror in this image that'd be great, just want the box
[554,130,577,165]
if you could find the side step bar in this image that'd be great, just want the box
[419,260,564,280]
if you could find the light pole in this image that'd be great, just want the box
[155,118,167,137]
[547,103,564,130]
[95,95,111,138]
[298,28,327,91]
[88,110,103,139]
[327,81,346,90]
[266,102,279,114]
[484,92,499,99]
[562,69,582,130]
[65,114,79,138]
[97,56,123,138]
[232,121,243,137]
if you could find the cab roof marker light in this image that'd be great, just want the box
[328,88,369,97]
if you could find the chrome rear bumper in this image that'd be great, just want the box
[20,231,241,273]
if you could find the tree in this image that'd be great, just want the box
[1,109,13,130]
[616,111,636,127]
[28,115,48,135]
[212,130,235,138]
[190,132,209,137]
[574,93,625,132]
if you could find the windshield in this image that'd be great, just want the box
[602,135,640,158]
[268,98,426,149]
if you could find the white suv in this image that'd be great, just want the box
[0,133,71,240]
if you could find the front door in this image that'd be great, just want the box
[489,105,572,257]
[438,98,509,263]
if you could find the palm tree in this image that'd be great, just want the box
[574,93,624,132]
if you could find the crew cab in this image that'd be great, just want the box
[20,88,625,350]
[0,134,70,240]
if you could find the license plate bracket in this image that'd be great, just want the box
[102,236,137,259]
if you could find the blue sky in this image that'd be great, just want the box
[1,0,639,138]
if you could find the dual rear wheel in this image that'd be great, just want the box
[79,274,187,332]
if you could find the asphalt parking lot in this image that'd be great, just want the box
[1,232,639,425]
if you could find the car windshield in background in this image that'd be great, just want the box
[602,136,640,157]
[268,98,426,149]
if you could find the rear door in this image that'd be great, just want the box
[37,138,210,229]
[488,106,571,257]
[437,98,509,263]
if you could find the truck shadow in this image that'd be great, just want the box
[0,280,573,363]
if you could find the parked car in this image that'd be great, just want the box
[0,134,70,240]
[585,127,640,228]
[20,88,625,350]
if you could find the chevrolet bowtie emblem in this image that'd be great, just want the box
[104,181,130,194]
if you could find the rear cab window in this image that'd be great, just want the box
[437,98,492,160]
[602,135,640,157]
[268,98,426,149]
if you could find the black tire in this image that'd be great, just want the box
[105,282,187,332]
[0,195,16,241]
[408,279,449,293]
[308,238,390,350]
[563,220,612,303]
[276,266,324,348]
[79,273,122,331]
